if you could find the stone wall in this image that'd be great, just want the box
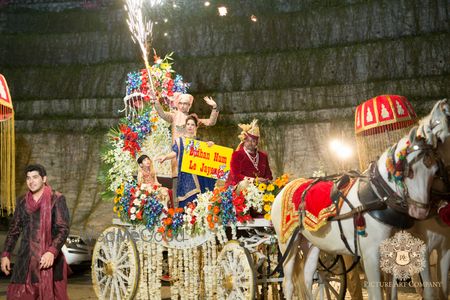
[0,0,448,235]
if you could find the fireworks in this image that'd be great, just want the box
[124,0,165,95]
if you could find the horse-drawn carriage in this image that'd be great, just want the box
[91,210,348,299]
[92,93,449,299]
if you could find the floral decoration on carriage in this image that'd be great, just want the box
[100,52,290,241]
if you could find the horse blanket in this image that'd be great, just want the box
[279,178,355,243]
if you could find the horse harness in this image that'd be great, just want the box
[271,137,447,277]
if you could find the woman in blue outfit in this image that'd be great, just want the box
[157,115,216,208]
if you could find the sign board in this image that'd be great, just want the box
[180,138,233,180]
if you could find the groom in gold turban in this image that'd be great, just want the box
[227,119,273,186]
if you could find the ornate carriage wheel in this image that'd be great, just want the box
[311,252,347,300]
[217,240,256,299]
[92,225,139,300]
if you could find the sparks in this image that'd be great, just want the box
[124,0,165,96]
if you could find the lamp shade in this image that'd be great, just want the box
[355,95,416,136]
[355,95,417,171]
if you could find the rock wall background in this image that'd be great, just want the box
[0,0,448,236]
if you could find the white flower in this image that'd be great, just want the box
[130,214,136,220]
[130,207,137,213]
[140,194,146,200]
[133,199,140,206]
[135,190,141,197]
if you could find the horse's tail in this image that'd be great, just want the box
[292,250,311,300]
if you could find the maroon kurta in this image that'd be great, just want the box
[2,192,70,299]
[438,202,450,226]
[227,148,273,186]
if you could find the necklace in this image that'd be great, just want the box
[244,148,259,171]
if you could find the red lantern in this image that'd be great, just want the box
[355,95,417,170]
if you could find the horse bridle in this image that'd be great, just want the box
[370,140,443,213]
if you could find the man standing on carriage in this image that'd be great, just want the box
[153,93,219,206]
[227,119,273,186]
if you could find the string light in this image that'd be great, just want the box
[250,14,257,22]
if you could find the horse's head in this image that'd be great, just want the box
[379,99,450,219]
[417,99,450,147]
[399,132,441,219]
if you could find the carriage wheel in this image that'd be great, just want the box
[217,240,256,300]
[311,252,347,300]
[92,225,139,300]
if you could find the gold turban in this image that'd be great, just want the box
[238,119,260,141]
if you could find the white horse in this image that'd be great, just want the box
[272,100,450,300]
[391,137,450,300]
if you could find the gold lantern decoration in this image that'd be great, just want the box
[0,74,15,215]
[355,95,417,171]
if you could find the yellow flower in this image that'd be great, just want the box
[117,212,121,217]
[258,183,267,192]
[263,204,271,212]
[160,63,170,70]
[116,184,124,196]
[262,194,269,202]
[274,179,282,188]
[114,197,120,204]
[267,194,275,202]
[151,125,157,131]
[264,213,271,220]
[267,184,275,192]
[119,206,124,211]
[113,206,118,212]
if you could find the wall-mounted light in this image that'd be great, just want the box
[250,15,257,22]
[218,6,227,16]
[204,1,210,6]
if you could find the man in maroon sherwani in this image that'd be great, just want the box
[1,164,70,300]
[227,119,273,186]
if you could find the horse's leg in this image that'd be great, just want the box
[303,246,320,292]
[278,236,311,300]
[282,249,297,300]
[438,249,450,299]
[421,250,434,300]
[279,237,299,300]
[360,245,383,300]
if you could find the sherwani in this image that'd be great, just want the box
[227,148,273,186]
[2,192,70,299]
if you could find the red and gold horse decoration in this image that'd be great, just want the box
[355,95,417,171]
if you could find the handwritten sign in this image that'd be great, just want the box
[180,138,233,180]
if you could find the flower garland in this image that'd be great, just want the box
[257,174,290,220]
[158,207,185,239]
[101,107,172,193]
[386,144,409,188]
[126,52,190,108]
[113,174,290,242]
